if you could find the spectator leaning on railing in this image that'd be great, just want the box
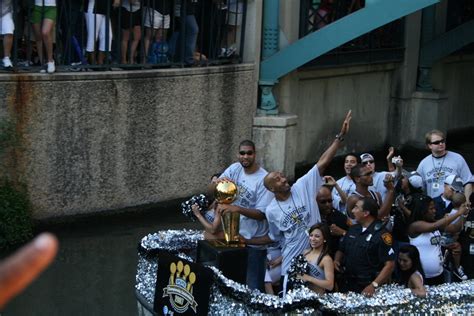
[31,0,57,73]
[114,0,142,64]
[1,0,14,69]
[84,0,114,65]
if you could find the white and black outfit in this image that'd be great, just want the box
[220,163,273,291]
[409,230,444,285]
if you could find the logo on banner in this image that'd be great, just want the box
[163,260,198,313]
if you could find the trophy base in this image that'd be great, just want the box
[196,240,248,284]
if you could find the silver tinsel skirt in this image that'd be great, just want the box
[135,229,474,315]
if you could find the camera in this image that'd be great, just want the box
[391,156,402,166]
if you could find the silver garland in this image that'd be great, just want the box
[136,230,474,314]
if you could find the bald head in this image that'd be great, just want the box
[264,171,290,193]
[317,186,333,214]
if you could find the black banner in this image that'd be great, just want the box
[154,250,213,316]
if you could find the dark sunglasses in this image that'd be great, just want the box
[239,150,254,155]
[319,199,333,204]
[430,139,445,145]
[363,160,374,165]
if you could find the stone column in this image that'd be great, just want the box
[252,114,298,180]
[400,91,448,147]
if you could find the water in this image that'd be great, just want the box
[3,134,474,315]
[3,204,200,316]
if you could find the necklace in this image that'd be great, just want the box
[276,193,302,225]
[431,154,447,181]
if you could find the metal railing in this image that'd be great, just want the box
[299,0,405,68]
[446,0,474,54]
[1,0,247,73]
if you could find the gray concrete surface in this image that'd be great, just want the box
[0,65,256,219]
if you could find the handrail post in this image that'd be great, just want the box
[258,0,280,115]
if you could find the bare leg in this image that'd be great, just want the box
[144,27,153,61]
[264,282,274,295]
[97,51,106,65]
[121,29,130,64]
[87,52,96,64]
[3,34,13,58]
[41,19,55,62]
[32,23,44,64]
[129,25,141,64]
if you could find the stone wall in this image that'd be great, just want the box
[282,63,396,166]
[0,65,256,219]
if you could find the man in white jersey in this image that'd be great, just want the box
[215,140,274,291]
[332,153,358,214]
[417,129,472,201]
[360,151,402,201]
[260,111,352,294]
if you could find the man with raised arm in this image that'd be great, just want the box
[260,111,351,293]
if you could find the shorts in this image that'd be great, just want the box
[143,7,170,29]
[30,5,57,24]
[85,11,112,52]
[119,7,142,30]
[1,12,14,35]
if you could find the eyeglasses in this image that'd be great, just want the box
[363,160,374,165]
[239,150,254,155]
[360,172,373,177]
[318,199,333,204]
[430,139,445,145]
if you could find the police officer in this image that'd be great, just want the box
[334,197,395,296]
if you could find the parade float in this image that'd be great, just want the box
[135,180,473,315]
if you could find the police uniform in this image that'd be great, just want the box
[338,220,394,293]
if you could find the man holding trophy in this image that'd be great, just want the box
[213,140,274,291]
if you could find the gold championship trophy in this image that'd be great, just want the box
[196,179,247,284]
[214,180,241,245]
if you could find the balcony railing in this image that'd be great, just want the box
[299,0,405,68]
[1,0,247,73]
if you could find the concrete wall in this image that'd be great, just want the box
[0,65,256,219]
[278,63,396,166]
[431,54,474,129]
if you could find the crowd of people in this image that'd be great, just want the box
[192,111,473,297]
[0,0,244,73]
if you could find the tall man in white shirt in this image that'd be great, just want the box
[417,129,472,201]
[215,140,274,291]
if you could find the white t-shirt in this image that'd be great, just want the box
[122,0,141,12]
[266,164,323,275]
[35,0,56,6]
[221,163,273,242]
[417,151,472,198]
[409,230,443,278]
[368,171,390,201]
[333,176,355,214]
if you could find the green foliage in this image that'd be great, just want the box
[0,119,17,158]
[0,181,32,251]
[0,119,32,251]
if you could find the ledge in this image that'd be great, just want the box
[0,63,255,82]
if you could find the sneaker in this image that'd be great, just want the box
[453,266,468,281]
[39,66,47,73]
[47,61,55,73]
[225,45,237,57]
[2,57,12,68]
